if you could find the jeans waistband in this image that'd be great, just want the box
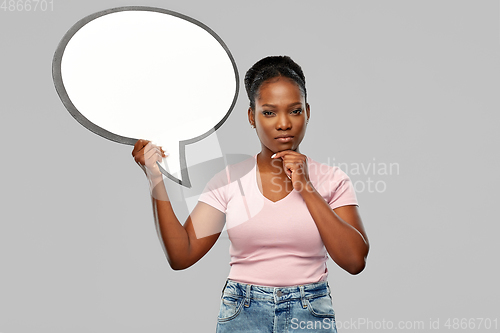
[221,278,331,306]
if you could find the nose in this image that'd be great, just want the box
[276,113,292,130]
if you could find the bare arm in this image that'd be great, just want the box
[273,150,369,275]
[300,187,369,274]
[132,139,225,270]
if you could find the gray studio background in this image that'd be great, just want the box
[1,0,499,332]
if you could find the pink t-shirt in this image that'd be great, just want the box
[198,154,358,287]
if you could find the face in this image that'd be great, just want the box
[248,77,310,155]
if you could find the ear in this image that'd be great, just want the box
[306,103,311,121]
[247,107,255,127]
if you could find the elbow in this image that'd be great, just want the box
[344,257,367,275]
[164,245,194,270]
[167,257,191,271]
[170,262,188,271]
[346,242,370,275]
[171,266,189,271]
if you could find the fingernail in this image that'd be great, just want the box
[271,153,276,158]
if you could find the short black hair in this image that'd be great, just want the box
[244,55,306,110]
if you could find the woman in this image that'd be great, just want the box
[132,56,369,332]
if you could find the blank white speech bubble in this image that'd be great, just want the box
[52,6,239,187]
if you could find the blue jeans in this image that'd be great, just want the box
[216,279,337,333]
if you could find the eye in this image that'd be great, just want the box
[262,111,275,116]
[291,109,303,115]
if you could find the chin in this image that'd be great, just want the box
[276,146,296,153]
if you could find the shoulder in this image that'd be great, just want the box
[205,154,256,188]
[226,155,257,183]
[307,156,358,208]
[307,156,351,188]
[199,155,256,211]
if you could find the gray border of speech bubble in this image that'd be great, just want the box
[52,6,239,188]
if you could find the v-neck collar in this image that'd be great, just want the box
[253,154,295,204]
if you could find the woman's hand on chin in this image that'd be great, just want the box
[271,150,311,192]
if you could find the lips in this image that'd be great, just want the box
[275,135,294,142]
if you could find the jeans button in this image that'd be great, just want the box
[277,290,283,297]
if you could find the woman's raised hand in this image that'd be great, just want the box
[271,150,310,192]
[131,139,225,270]
[132,139,167,179]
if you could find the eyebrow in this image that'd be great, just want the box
[261,102,304,108]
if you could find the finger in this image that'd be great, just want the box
[144,142,157,155]
[159,146,168,158]
[144,146,163,163]
[134,141,156,165]
[279,157,303,169]
[280,154,301,162]
[146,143,169,158]
[145,144,165,162]
[144,154,163,177]
[281,152,307,165]
[271,150,288,159]
[132,139,150,157]
[132,140,154,166]
[284,165,293,179]
[271,150,298,159]
[271,152,282,159]
[280,160,294,178]
[284,158,307,175]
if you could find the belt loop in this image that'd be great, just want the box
[299,285,307,308]
[326,282,331,295]
[244,284,252,307]
[221,279,228,298]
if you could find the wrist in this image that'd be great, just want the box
[148,174,170,201]
[147,173,164,186]
[296,180,316,197]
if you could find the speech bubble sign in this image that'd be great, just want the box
[52,6,239,187]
